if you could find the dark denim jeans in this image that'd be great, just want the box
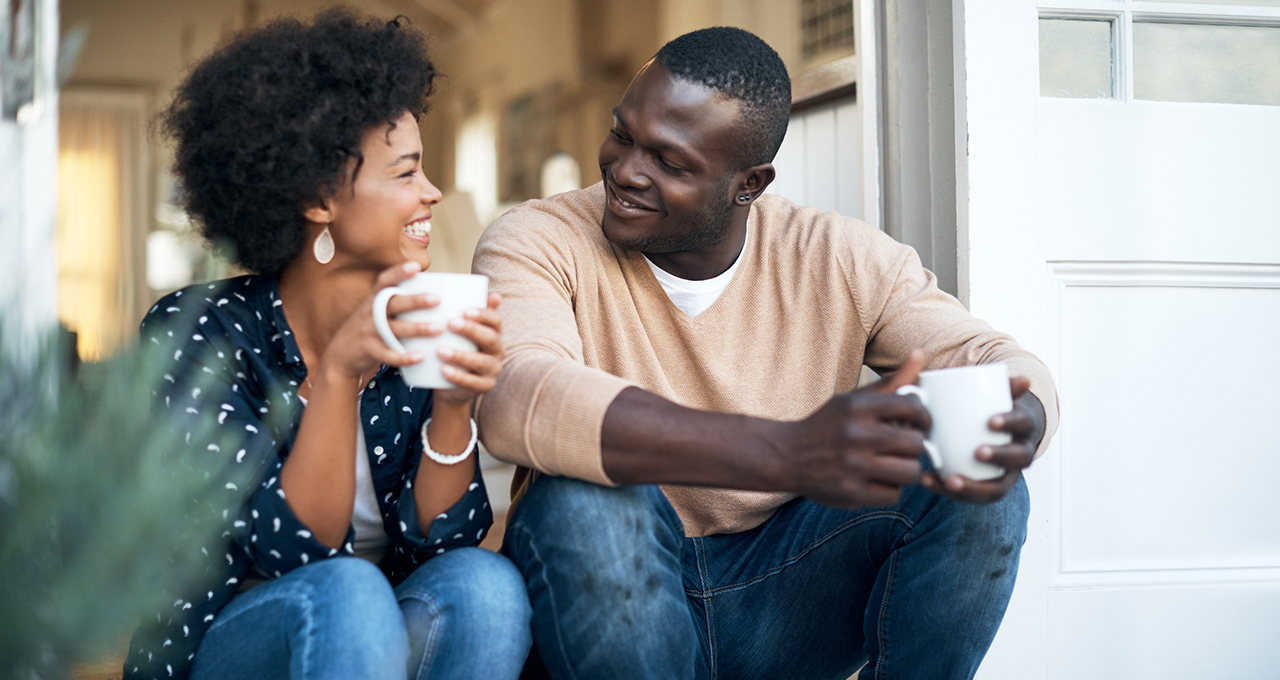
[190,549,532,680]
[502,471,1029,680]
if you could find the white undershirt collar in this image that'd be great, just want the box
[643,219,749,318]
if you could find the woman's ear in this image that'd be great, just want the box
[303,199,335,226]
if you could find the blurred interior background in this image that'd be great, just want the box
[54,0,870,362]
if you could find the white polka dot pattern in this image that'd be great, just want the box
[125,275,492,680]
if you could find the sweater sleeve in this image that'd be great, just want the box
[471,203,636,485]
[849,226,1060,458]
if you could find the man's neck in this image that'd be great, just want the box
[643,215,749,281]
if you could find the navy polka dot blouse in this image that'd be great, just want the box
[124,275,493,680]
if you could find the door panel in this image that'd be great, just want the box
[1037,102,1280,263]
[1047,586,1280,679]
[1052,264,1280,574]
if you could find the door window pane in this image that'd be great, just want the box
[1137,0,1280,6]
[1134,22,1280,106]
[1040,19,1114,99]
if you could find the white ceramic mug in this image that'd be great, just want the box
[895,364,1012,481]
[372,273,489,389]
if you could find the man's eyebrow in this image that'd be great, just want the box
[611,107,689,157]
[389,152,420,166]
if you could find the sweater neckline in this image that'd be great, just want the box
[629,210,756,325]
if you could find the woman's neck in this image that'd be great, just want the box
[277,257,377,363]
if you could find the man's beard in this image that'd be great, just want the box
[609,181,736,255]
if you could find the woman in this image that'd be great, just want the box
[129,10,530,680]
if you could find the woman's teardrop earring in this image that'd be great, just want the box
[313,224,335,265]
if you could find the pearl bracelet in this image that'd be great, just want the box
[421,417,478,465]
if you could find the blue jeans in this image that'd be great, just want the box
[502,474,1029,680]
[190,549,532,680]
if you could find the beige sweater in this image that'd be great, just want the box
[473,183,1059,537]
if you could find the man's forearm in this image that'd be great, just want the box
[600,386,789,490]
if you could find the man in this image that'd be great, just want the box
[473,27,1058,680]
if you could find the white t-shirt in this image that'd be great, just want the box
[295,395,389,561]
[643,221,748,317]
[351,401,390,558]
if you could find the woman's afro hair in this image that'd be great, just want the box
[161,8,436,277]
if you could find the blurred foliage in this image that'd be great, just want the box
[0,316,255,680]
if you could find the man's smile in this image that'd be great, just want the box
[604,177,660,217]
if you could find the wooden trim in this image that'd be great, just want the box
[792,82,856,112]
[791,54,859,111]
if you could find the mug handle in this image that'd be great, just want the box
[372,286,408,354]
[895,385,944,471]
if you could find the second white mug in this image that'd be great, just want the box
[896,363,1012,481]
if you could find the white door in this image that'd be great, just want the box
[956,1,1280,678]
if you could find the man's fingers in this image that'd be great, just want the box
[946,471,1018,503]
[873,393,932,432]
[861,453,923,487]
[975,442,1034,471]
[850,422,927,460]
[1009,375,1031,400]
[924,469,1020,504]
[989,409,1032,435]
[872,350,925,394]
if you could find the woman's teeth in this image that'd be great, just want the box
[404,219,431,236]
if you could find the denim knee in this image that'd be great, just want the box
[269,557,408,679]
[503,477,696,679]
[396,548,532,680]
[297,557,407,638]
[399,547,532,635]
[506,476,683,564]
[917,476,1031,580]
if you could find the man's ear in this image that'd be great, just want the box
[302,199,335,226]
[737,163,776,200]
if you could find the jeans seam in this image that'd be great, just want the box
[693,537,717,680]
[684,510,913,598]
[874,521,918,680]
[397,588,443,680]
[513,522,581,680]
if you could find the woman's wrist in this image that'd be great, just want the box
[309,361,364,396]
[429,397,472,424]
[424,399,474,458]
[421,416,477,465]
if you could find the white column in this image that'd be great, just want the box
[1,0,60,363]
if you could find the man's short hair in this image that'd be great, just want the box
[654,27,791,170]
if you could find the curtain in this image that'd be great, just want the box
[56,90,148,361]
